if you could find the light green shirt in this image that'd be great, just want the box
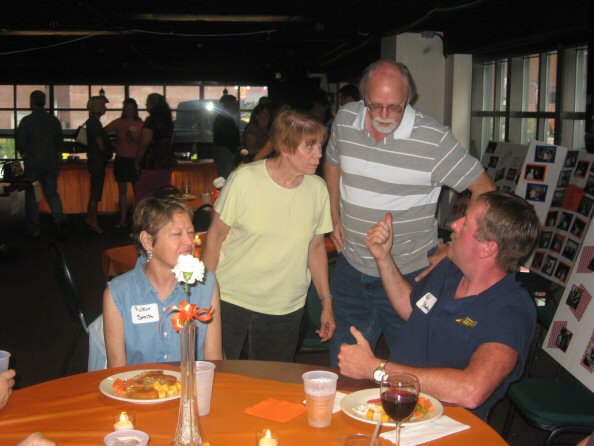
[215,160,333,315]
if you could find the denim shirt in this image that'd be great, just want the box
[109,256,216,366]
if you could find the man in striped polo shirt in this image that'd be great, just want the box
[325,60,495,367]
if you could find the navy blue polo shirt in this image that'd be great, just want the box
[389,258,536,419]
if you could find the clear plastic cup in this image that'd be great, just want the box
[0,351,11,373]
[338,433,381,445]
[194,360,216,415]
[302,370,338,428]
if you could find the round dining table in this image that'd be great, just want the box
[0,361,507,446]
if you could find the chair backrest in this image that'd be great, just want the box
[153,184,181,198]
[194,204,213,232]
[48,242,89,333]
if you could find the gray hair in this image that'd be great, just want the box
[359,59,417,104]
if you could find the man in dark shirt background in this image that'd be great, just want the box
[213,94,241,178]
[16,90,67,238]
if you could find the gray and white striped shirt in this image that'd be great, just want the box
[327,101,484,276]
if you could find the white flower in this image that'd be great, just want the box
[240,148,249,156]
[213,176,226,189]
[172,254,205,285]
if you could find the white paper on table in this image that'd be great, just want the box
[333,391,347,413]
[380,415,470,445]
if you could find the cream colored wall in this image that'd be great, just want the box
[382,33,446,123]
[380,32,474,155]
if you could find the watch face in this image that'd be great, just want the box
[373,369,385,382]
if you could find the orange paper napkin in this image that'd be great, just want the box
[243,398,307,423]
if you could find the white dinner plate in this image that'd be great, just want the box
[340,388,443,427]
[99,369,181,404]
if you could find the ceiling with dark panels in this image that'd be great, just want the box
[0,0,590,84]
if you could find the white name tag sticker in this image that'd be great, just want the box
[131,304,160,324]
[416,293,437,314]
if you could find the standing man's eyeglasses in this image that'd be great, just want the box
[365,99,407,115]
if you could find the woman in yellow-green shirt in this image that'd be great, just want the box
[203,109,335,361]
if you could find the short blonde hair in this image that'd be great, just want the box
[132,197,194,256]
[270,109,327,154]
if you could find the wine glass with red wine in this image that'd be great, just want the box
[380,373,420,446]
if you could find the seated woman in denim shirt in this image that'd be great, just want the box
[103,197,223,367]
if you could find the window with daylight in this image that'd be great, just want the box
[471,46,588,157]
[0,82,268,159]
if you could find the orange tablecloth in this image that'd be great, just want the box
[102,237,337,279]
[39,161,217,214]
[0,362,507,446]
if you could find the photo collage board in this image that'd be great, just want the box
[439,141,527,237]
[543,220,594,392]
[481,141,528,192]
[519,143,594,286]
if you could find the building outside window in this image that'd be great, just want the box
[471,45,588,158]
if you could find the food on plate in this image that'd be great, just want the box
[112,370,181,400]
[353,395,435,423]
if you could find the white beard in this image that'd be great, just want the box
[372,117,398,134]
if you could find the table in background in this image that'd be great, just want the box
[39,160,217,214]
[102,237,337,279]
[0,361,507,446]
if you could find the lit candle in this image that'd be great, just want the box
[113,411,135,431]
[258,429,278,446]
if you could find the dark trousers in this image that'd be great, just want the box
[221,300,304,361]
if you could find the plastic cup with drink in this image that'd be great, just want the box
[302,370,338,428]
[194,361,215,416]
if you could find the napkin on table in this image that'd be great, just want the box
[380,415,470,445]
[333,391,347,413]
[243,398,306,423]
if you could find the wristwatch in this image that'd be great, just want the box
[373,359,388,384]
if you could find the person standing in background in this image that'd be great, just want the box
[85,96,113,235]
[242,104,271,157]
[105,98,143,228]
[213,94,241,179]
[338,84,361,107]
[16,90,67,239]
[135,93,175,203]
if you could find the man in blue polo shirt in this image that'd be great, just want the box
[338,191,540,419]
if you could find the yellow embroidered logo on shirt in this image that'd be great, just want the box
[456,316,478,328]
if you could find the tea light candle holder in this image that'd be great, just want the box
[113,411,135,431]
[256,428,278,446]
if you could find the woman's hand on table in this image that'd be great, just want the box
[317,298,337,342]
[0,369,16,410]
[16,432,56,446]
